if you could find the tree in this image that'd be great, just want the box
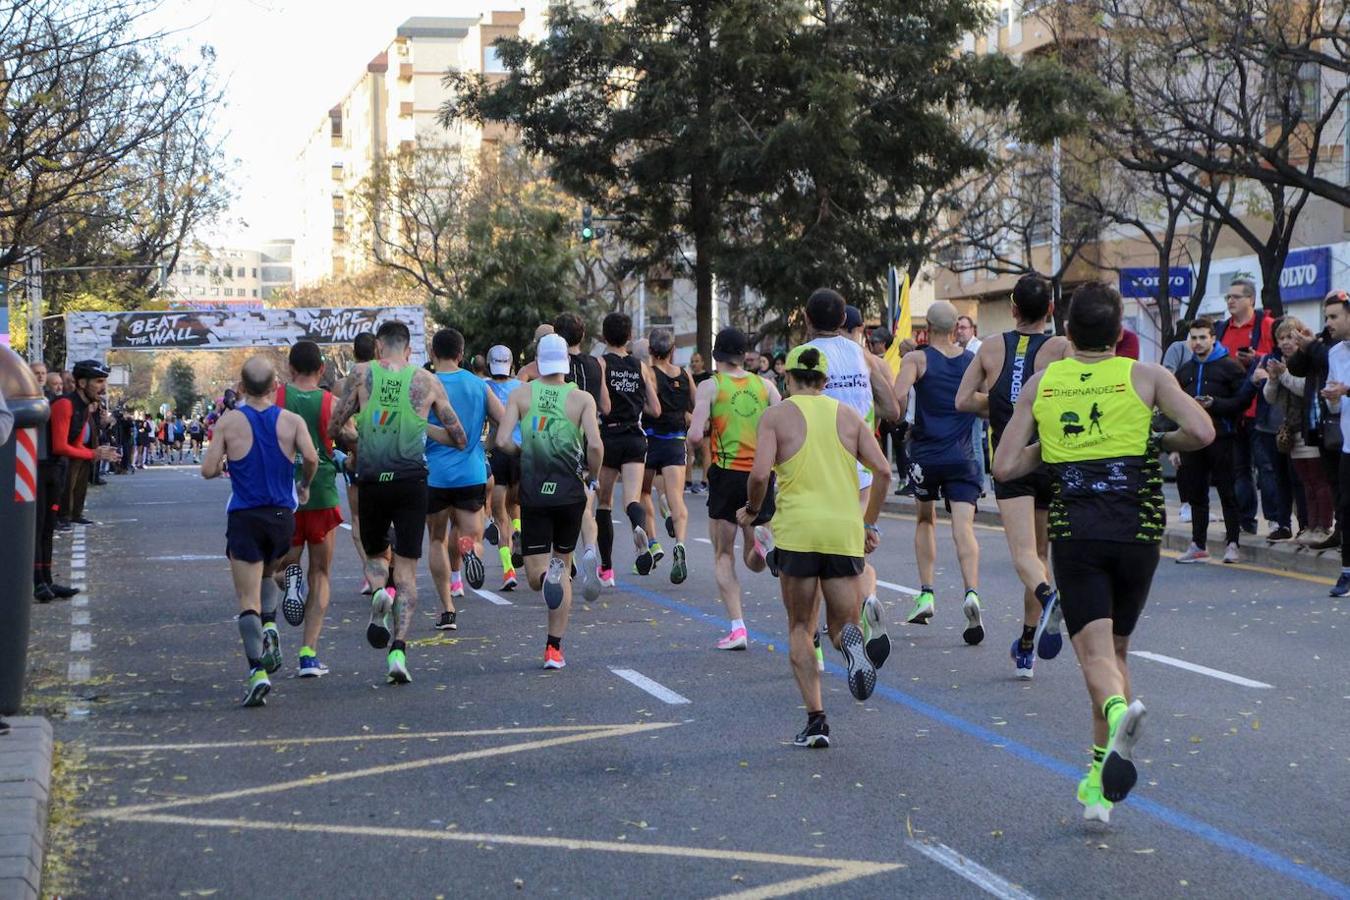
[163,357,198,416]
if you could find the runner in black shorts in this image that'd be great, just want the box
[641,328,693,584]
[554,312,608,600]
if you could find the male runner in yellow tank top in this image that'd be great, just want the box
[741,345,892,748]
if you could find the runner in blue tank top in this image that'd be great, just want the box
[201,356,319,708]
[425,329,506,629]
[893,301,985,640]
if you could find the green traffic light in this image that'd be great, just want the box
[581,226,595,241]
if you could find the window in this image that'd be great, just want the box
[252,289,258,297]
[484,44,508,74]
[210,287,219,296]
[1268,60,1320,123]
[252,267,258,278]
[195,265,205,276]
[224,265,233,278]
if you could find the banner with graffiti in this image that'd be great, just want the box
[65,306,427,363]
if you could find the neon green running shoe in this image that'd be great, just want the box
[906,590,935,625]
[242,668,271,707]
[260,623,282,674]
[387,649,411,685]
[1078,765,1113,823]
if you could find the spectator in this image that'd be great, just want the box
[770,352,786,396]
[50,359,119,527]
[1321,290,1350,597]
[1284,318,1340,550]
[1215,277,1276,534]
[1261,316,1333,545]
[1172,318,1252,564]
[1251,321,1296,540]
[956,315,981,353]
[1162,320,1195,372]
[1115,326,1141,360]
[955,315,987,492]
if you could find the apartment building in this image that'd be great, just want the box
[936,1,1350,359]
[166,247,266,310]
[294,12,525,286]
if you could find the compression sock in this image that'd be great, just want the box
[391,639,406,653]
[596,508,615,569]
[1020,625,1035,652]
[1092,744,1107,767]
[237,610,264,670]
[499,546,513,570]
[1034,582,1053,604]
[626,501,646,533]
[512,518,521,533]
[259,579,279,626]
[1102,694,1128,732]
[547,634,562,650]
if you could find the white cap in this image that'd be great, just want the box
[536,334,570,377]
[488,344,513,376]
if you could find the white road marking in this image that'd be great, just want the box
[906,839,1036,900]
[70,554,87,565]
[339,523,352,530]
[146,555,220,561]
[70,631,92,652]
[1129,651,1273,689]
[71,559,85,570]
[695,537,712,544]
[68,660,91,682]
[475,588,512,606]
[876,580,919,596]
[72,611,90,626]
[88,725,649,754]
[609,668,691,705]
[72,596,88,607]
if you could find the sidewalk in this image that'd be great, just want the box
[0,717,52,900]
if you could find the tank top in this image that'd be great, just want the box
[1033,356,1162,544]
[226,405,297,512]
[485,376,522,446]
[771,395,864,556]
[910,346,976,465]
[807,335,874,428]
[646,365,692,438]
[357,363,428,482]
[601,352,644,434]
[709,371,769,472]
[277,385,338,511]
[567,352,605,409]
[427,369,487,489]
[520,381,586,507]
[989,331,1051,448]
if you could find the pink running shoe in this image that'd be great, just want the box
[598,567,616,587]
[716,627,748,651]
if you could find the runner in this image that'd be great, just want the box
[805,291,900,670]
[893,300,983,643]
[187,416,205,464]
[595,311,661,580]
[496,333,604,669]
[269,342,343,677]
[743,345,892,746]
[515,323,557,383]
[554,311,609,600]
[689,326,781,650]
[328,320,467,685]
[994,281,1213,822]
[642,328,694,584]
[425,328,503,631]
[484,344,523,591]
[956,274,1071,678]
[342,332,377,593]
[201,356,318,707]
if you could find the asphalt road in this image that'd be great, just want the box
[24,465,1350,899]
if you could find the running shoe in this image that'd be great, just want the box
[1331,572,1350,598]
[485,519,499,546]
[577,548,601,600]
[1267,526,1293,542]
[861,595,891,669]
[543,645,566,669]
[813,631,824,672]
[543,557,567,609]
[961,590,984,645]
[1034,589,1064,660]
[435,610,458,631]
[282,564,306,627]
[906,589,935,625]
[450,574,465,599]
[1011,638,1034,680]
[366,588,393,648]
[511,532,524,570]
[501,569,518,591]
[260,623,282,673]
[1222,542,1240,564]
[297,650,329,678]
[633,526,654,575]
[792,718,830,749]
[838,622,876,701]
[665,515,676,539]
[387,649,411,684]
[649,539,665,564]
[670,543,688,585]
[1175,543,1210,563]
[753,525,779,577]
[716,627,748,651]
[1078,769,1113,824]
[1311,530,1341,551]
[460,537,486,589]
[242,668,271,707]
[598,567,616,588]
[1101,699,1147,803]
[361,579,375,596]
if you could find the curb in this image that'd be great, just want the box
[0,717,52,900]
[881,497,1339,580]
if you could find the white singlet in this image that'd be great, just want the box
[806,334,875,490]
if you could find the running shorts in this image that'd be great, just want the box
[520,500,587,555]
[1051,540,1159,638]
[358,479,428,559]
[908,459,981,505]
[488,449,520,487]
[226,506,295,564]
[775,548,864,580]
[992,464,1054,509]
[602,431,647,469]
[427,483,487,515]
[644,436,687,470]
[291,506,343,546]
[706,465,775,525]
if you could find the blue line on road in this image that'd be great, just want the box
[616,578,1350,900]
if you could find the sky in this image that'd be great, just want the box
[144,0,508,249]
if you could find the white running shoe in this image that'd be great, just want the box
[1175,542,1210,564]
[578,547,601,601]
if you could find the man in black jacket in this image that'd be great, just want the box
[1172,319,1252,564]
[1285,323,1341,549]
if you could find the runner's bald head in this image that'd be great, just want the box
[534,323,555,340]
[241,356,276,397]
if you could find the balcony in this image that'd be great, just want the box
[399,62,413,81]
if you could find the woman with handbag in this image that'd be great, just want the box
[1261,317,1334,545]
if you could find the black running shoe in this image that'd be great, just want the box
[510,532,524,570]
[435,610,458,631]
[793,717,830,749]
[460,538,486,590]
[665,514,675,539]
[485,520,499,547]
[282,564,306,626]
[33,584,55,604]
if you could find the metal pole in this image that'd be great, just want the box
[638,277,646,335]
[1050,138,1062,276]
[25,252,42,364]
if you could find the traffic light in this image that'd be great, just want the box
[580,206,595,242]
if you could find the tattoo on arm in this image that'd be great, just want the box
[329,366,365,438]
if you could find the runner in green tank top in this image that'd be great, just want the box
[496,335,603,670]
[329,321,467,686]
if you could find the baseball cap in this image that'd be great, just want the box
[844,305,864,331]
[712,327,748,364]
[488,344,513,376]
[536,334,570,377]
[784,344,829,376]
